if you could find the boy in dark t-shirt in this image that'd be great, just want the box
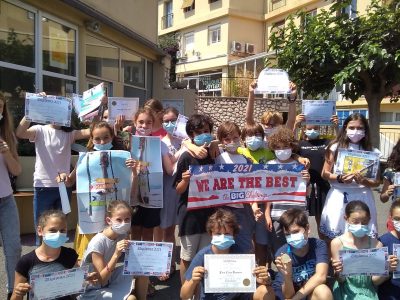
[174,114,216,283]
[273,208,332,300]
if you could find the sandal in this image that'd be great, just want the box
[157,264,176,282]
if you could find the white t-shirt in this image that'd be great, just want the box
[30,125,75,187]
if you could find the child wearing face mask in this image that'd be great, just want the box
[377,199,400,300]
[79,200,146,300]
[320,113,380,242]
[331,201,397,300]
[294,114,339,238]
[181,208,275,300]
[265,126,310,255]
[12,210,97,300]
[174,114,216,283]
[273,208,332,300]
[58,121,126,261]
[214,121,255,253]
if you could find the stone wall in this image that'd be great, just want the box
[194,96,301,130]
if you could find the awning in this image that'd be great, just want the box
[181,0,194,9]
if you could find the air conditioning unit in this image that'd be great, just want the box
[231,41,242,53]
[176,51,187,60]
[176,51,182,58]
[245,43,255,54]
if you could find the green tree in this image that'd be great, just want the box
[158,33,180,83]
[269,0,400,147]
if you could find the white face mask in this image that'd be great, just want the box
[274,148,292,161]
[111,222,131,235]
[136,127,152,136]
[393,220,400,232]
[347,129,365,143]
[225,141,240,153]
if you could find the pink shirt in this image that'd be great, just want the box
[0,152,13,197]
[31,125,75,187]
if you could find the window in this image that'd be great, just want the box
[341,0,357,19]
[396,113,400,122]
[271,20,285,36]
[337,109,368,127]
[182,0,195,12]
[121,50,145,88]
[162,1,173,29]
[209,0,219,3]
[208,25,221,44]
[183,32,194,54]
[303,9,317,29]
[380,112,400,124]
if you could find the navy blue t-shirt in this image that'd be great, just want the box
[185,244,252,300]
[272,238,328,299]
[378,232,400,300]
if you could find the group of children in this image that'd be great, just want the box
[0,81,399,300]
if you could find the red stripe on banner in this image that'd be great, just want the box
[188,195,220,202]
[272,192,306,196]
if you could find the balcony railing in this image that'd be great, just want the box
[161,13,173,29]
[269,0,286,12]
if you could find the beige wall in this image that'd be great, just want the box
[82,0,158,43]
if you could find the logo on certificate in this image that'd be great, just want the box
[243,278,250,286]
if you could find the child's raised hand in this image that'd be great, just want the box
[249,80,258,93]
[115,115,126,130]
[13,282,31,297]
[115,239,129,257]
[301,170,310,183]
[125,158,137,169]
[182,170,191,182]
[252,204,263,221]
[275,254,292,277]
[0,139,10,154]
[208,140,221,159]
[295,114,305,126]
[385,185,395,197]
[342,173,355,184]
[191,266,205,283]
[192,144,208,159]
[86,272,100,285]
[331,258,343,274]
[298,157,310,169]
[253,266,271,285]
[353,172,365,185]
[388,254,398,272]
[331,115,339,127]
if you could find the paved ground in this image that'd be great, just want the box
[0,188,389,299]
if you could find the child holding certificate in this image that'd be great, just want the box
[181,209,275,300]
[264,127,310,254]
[57,121,126,261]
[174,114,216,283]
[16,105,90,245]
[0,92,21,300]
[377,199,400,300]
[273,208,332,300]
[12,210,97,300]
[80,200,146,300]
[331,201,397,300]
[320,113,380,241]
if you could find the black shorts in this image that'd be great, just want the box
[131,206,161,228]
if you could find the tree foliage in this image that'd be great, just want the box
[269,0,400,146]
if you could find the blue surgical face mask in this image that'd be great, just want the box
[211,234,235,250]
[245,136,263,151]
[193,133,213,146]
[43,232,69,249]
[93,141,113,151]
[163,121,176,135]
[286,232,308,249]
[305,129,320,140]
[347,223,369,238]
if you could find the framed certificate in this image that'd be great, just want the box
[30,266,89,300]
[204,254,256,293]
[255,68,290,95]
[334,148,380,179]
[108,97,139,122]
[25,93,72,127]
[340,247,388,276]
[302,100,336,125]
[172,114,189,139]
[123,241,173,276]
[79,82,105,118]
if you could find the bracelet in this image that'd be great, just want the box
[287,95,297,103]
[336,174,344,183]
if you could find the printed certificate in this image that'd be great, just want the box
[302,100,336,125]
[123,241,173,276]
[394,172,400,200]
[255,68,290,95]
[79,82,105,118]
[173,114,189,139]
[30,266,89,300]
[340,247,388,276]
[393,244,400,279]
[108,97,139,122]
[25,93,72,127]
[334,148,380,179]
[204,254,256,293]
